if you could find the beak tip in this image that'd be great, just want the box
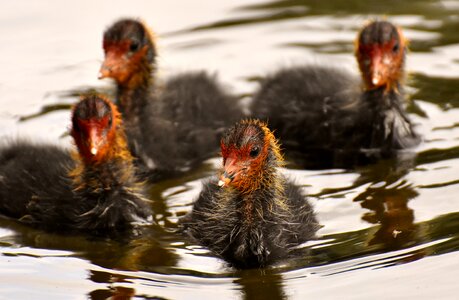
[90,147,98,156]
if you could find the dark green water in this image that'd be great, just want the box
[1,0,459,299]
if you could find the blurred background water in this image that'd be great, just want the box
[1,0,459,299]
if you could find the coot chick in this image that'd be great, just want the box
[180,119,319,269]
[251,20,420,168]
[99,18,243,180]
[0,95,152,234]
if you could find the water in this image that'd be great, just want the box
[1,0,459,299]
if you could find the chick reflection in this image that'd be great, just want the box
[0,219,178,272]
[352,157,419,250]
[355,182,417,249]
[235,269,285,300]
[89,283,135,300]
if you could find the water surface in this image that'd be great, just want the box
[1,0,459,299]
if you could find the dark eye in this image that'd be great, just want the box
[130,41,139,52]
[392,43,399,53]
[249,146,260,158]
[108,115,113,127]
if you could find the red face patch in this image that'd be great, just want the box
[357,38,404,90]
[219,140,265,190]
[72,115,113,163]
[99,40,148,86]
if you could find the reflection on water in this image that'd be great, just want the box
[1,0,459,298]
[236,269,285,300]
[358,182,417,248]
[90,285,136,300]
[411,73,459,109]
[0,219,179,273]
[182,0,459,51]
[353,159,419,250]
